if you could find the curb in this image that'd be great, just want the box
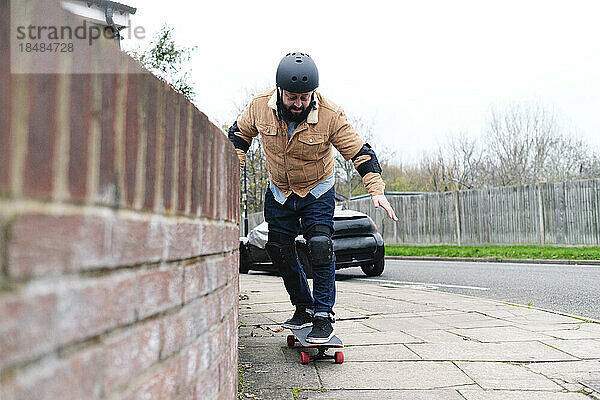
[386,256,600,266]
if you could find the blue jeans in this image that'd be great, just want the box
[264,186,336,315]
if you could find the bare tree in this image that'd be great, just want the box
[334,116,395,198]
[227,87,270,214]
[480,104,599,186]
[380,103,600,193]
[439,134,484,190]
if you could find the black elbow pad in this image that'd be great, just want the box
[228,121,250,152]
[351,143,382,177]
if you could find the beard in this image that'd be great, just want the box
[277,92,314,123]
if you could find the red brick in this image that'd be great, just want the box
[124,73,139,207]
[164,221,202,261]
[0,289,57,369]
[216,132,226,220]
[177,385,196,400]
[122,358,179,400]
[110,218,166,267]
[98,74,116,203]
[137,265,184,319]
[0,1,8,70]
[200,122,212,219]
[177,343,200,392]
[201,223,222,255]
[197,332,214,373]
[103,321,161,394]
[231,169,241,222]
[214,260,228,292]
[218,354,236,397]
[176,336,218,395]
[204,258,219,294]
[69,75,91,202]
[190,113,202,215]
[183,259,209,303]
[226,252,239,284]
[1,346,104,400]
[7,213,106,278]
[57,273,137,344]
[143,81,158,211]
[163,89,178,211]
[203,291,220,331]
[176,104,188,213]
[226,225,240,253]
[0,11,9,193]
[161,298,207,359]
[23,74,56,198]
[7,213,212,278]
[204,115,214,217]
[194,367,219,400]
[220,284,237,321]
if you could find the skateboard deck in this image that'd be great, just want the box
[286,326,344,364]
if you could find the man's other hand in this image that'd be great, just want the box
[371,194,398,221]
[236,149,246,171]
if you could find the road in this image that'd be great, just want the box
[336,259,600,321]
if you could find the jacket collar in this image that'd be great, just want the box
[269,89,319,124]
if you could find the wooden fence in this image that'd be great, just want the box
[348,179,600,246]
[245,179,600,246]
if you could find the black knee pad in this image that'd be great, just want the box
[265,232,297,268]
[307,235,333,267]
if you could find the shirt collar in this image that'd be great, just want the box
[269,89,319,124]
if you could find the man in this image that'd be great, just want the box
[229,52,397,343]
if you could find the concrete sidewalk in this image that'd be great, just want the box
[238,274,600,400]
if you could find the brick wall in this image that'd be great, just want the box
[0,1,241,399]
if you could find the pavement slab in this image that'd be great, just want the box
[525,360,600,383]
[449,326,557,342]
[406,341,578,362]
[455,361,563,390]
[295,389,466,399]
[242,362,320,389]
[317,361,474,390]
[340,344,422,361]
[340,330,418,345]
[238,273,600,399]
[458,390,591,399]
[541,339,600,359]
[542,327,600,340]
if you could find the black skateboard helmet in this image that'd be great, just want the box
[276,52,319,94]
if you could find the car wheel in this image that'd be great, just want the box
[361,247,385,277]
[239,246,250,274]
[297,248,313,279]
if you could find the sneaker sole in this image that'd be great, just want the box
[306,331,335,344]
[281,322,312,330]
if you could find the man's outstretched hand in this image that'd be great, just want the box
[371,194,398,221]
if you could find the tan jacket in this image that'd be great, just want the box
[234,88,385,197]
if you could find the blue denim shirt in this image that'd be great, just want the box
[269,174,335,205]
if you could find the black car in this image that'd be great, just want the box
[239,208,385,277]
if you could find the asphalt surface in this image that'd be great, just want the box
[336,259,600,322]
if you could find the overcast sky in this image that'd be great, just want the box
[121,0,600,163]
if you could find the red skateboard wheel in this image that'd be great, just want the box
[301,351,310,365]
[334,351,344,364]
[287,335,295,347]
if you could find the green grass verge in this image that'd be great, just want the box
[238,363,246,400]
[385,245,600,260]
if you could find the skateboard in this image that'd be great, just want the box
[286,326,344,365]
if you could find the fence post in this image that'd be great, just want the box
[454,191,461,246]
[537,182,545,245]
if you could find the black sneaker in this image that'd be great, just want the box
[281,308,313,329]
[306,316,335,344]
